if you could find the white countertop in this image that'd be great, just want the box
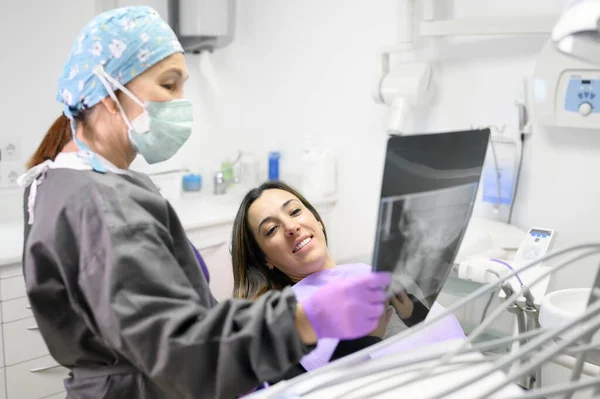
[0,192,337,267]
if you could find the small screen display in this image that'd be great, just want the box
[582,80,591,84]
[531,229,551,236]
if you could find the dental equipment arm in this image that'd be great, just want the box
[390,249,599,389]
[262,244,600,398]
[522,286,536,309]
[522,285,542,388]
[480,269,501,323]
[501,281,530,388]
[356,280,600,399]
[473,290,600,399]
[309,327,566,398]
[503,282,539,388]
[425,249,600,397]
[301,327,551,398]
[564,330,596,399]
[365,249,599,397]
[518,378,600,399]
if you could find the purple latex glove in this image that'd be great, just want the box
[189,241,210,283]
[300,272,391,340]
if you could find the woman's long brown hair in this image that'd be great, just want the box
[26,105,99,169]
[26,114,73,169]
[231,181,328,300]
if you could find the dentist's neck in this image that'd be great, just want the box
[64,126,136,170]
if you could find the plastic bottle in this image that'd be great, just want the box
[268,152,281,181]
[239,152,260,188]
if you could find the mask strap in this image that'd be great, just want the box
[99,69,145,108]
[93,65,138,132]
[69,117,108,173]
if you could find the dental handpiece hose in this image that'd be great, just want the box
[423,250,599,398]
[263,245,600,399]
[356,250,599,397]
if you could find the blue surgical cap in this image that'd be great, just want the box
[57,6,184,120]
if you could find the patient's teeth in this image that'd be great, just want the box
[294,237,312,252]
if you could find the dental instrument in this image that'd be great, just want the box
[409,249,599,392]
[253,244,600,399]
[473,292,600,399]
[367,248,600,396]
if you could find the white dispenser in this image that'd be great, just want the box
[300,137,337,200]
[168,0,235,53]
[238,152,260,190]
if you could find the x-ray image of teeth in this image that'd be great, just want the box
[376,183,478,303]
[372,129,490,325]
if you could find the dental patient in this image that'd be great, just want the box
[230,181,466,382]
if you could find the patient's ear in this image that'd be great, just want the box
[265,260,274,270]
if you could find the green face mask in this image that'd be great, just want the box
[95,67,194,165]
[127,99,193,164]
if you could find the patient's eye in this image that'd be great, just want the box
[290,208,301,216]
[266,225,278,237]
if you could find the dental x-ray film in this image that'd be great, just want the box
[372,129,490,325]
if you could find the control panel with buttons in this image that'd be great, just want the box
[514,227,555,267]
[565,78,600,116]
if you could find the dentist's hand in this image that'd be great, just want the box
[298,272,391,341]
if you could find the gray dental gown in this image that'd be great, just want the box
[20,153,312,399]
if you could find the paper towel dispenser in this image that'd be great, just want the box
[168,0,235,53]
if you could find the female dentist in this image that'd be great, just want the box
[18,6,390,399]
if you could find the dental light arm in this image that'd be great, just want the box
[373,56,434,135]
[552,0,600,65]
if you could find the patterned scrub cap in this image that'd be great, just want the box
[57,6,184,120]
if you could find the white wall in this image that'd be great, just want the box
[2,0,600,290]
[198,0,600,290]
[0,0,97,221]
[189,0,397,261]
[0,0,397,263]
[418,0,600,291]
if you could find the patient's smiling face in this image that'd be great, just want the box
[248,189,335,282]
